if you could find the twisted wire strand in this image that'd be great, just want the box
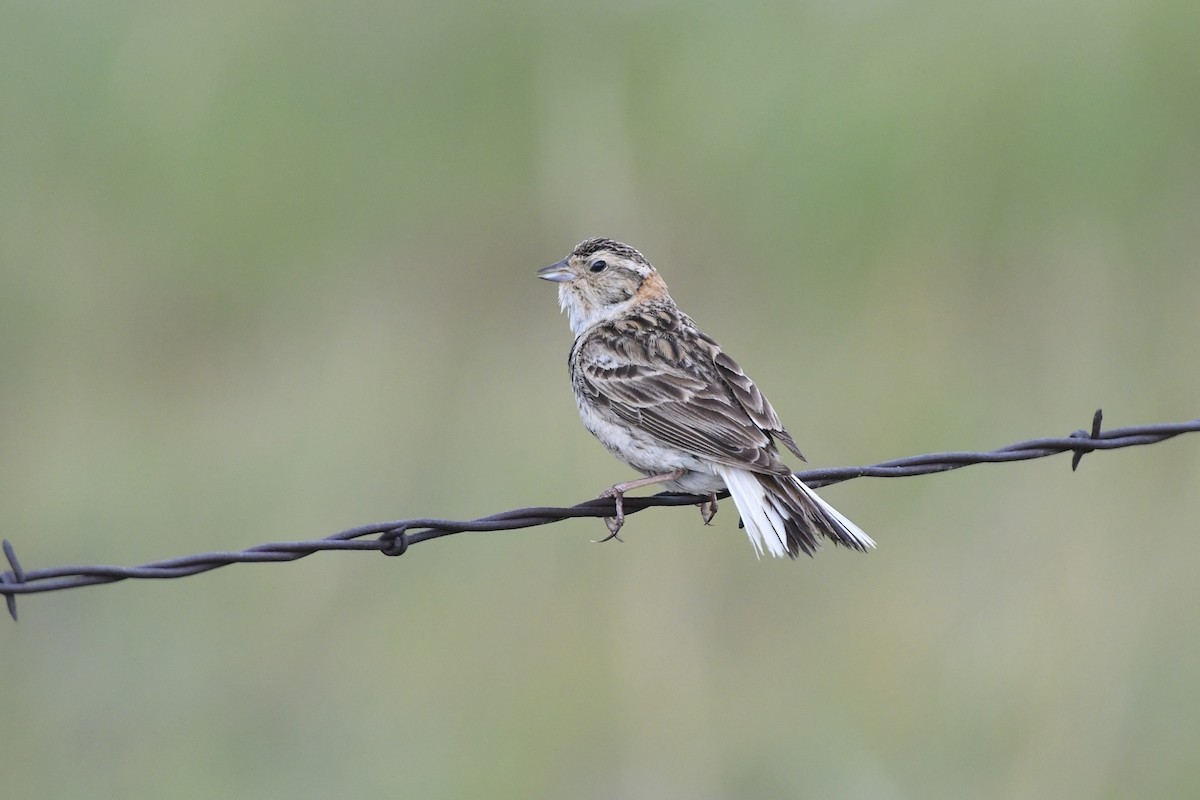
[3,410,1197,620]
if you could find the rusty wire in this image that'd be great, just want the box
[2,410,1198,620]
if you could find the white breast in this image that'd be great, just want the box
[575,395,726,494]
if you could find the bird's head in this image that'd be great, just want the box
[537,238,669,335]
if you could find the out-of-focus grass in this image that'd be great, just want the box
[2,1,1198,798]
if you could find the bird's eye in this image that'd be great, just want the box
[589,260,607,273]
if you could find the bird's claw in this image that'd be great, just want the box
[592,525,625,544]
[593,487,626,543]
[699,493,719,525]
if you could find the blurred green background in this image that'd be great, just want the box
[3,1,1199,797]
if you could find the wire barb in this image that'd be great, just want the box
[1070,409,1104,471]
[2,539,25,621]
[1,411,1197,618]
[378,526,409,556]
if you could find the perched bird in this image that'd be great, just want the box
[537,237,875,559]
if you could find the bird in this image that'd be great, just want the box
[536,237,875,559]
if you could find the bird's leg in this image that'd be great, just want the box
[595,468,687,543]
[700,492,719,525]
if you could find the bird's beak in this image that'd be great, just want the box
[536,259,573,283]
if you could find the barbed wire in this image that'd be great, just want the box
[2,410,1197,620]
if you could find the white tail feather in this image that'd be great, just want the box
[796,480,876,550]
[715,465,874,558]
[716,466,788,558]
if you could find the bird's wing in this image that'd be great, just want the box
[573,321,800,474]
[702,333,806,462]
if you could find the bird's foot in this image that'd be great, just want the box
[699,492,719,525]
[591,469,686,545]
[595,487,626,543]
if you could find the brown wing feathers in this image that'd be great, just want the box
[573,307,801,476]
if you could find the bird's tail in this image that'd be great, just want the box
[716,466,875,559]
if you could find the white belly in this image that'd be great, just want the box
[576,397,727,494]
